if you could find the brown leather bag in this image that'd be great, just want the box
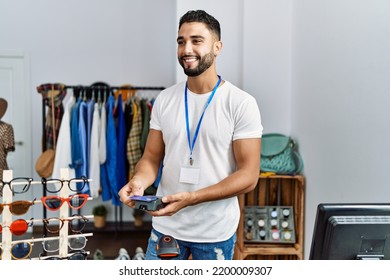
[35,149,55,178]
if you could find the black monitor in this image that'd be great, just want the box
[309,203,390,260]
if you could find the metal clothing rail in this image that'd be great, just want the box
[67,85,165,102]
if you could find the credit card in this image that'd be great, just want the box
[130,195,161,202]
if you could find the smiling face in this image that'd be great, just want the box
[177,22,221,77]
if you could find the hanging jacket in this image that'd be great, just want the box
[115,94,128,194]
[127,98,142,180]
[77,100,90,194]
[101,95,120,205]
[70,98,83,173]
[52,90,76,181]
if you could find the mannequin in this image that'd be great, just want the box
[0,98,15,183]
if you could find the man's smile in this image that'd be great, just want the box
[182,56,199,67]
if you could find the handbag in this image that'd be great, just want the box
[260,133,303,175]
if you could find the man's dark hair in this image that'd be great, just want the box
[179,10,221,40]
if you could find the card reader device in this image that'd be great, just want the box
[130,195,166,211]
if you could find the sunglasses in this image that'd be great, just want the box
[42,214,89,234]
[39,250,87,260]
[0,218,34,236]
[8,241,34,260]
[0,177,33,194]
[0,199,36,216]
[42,235,88,253]
[41,194,89,211]
[41,176,88,194]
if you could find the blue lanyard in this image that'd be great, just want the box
[184,75,222,165]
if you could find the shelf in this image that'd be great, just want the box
[234,175,305,260]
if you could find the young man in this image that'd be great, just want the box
[119,10,262,260]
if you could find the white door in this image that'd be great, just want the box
[0,51,32,180]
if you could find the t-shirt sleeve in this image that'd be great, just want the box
[149,94,162,131]
[233,96,263,141]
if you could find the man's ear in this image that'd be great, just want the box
[213,40,223,56]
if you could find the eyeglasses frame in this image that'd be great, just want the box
[42,214,89,234]
[0,177,33,194]
[40,194,89,211]
[41,176,88,194]
[42,235,88,253]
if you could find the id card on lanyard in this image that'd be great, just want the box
[179,76,222,185]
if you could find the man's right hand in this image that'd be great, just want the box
[118,178,145,208]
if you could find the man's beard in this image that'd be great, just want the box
[179,51,214,77]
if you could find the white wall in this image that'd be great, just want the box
[292,0,390,259]
[243,0,390,259]
[243,0,292,134]
[0,0,177,221]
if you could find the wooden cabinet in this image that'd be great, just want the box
[234,175,305,260]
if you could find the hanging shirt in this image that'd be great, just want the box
[99,102,110,200]
[89,102,100,198]
[124,100,133,138]
[76,101,90,194]
[52,90,76,180]
[115,94,128,193]
[101,95,120,205]
[127,98,142,180]
[86,99,95,174]
[70,98,82,171]
[98,102,107,165]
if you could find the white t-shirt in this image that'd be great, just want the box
[150,80,263,242]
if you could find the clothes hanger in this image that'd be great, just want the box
[97,87,102,104]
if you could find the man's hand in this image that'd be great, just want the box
[147,191,195,217]
[118,178,145,208]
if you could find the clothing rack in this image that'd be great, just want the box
[39,83,165,234]
[40,84,165,148]
[67,85,166,107]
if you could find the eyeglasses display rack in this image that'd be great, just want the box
[1,169,14,260]
[1,168,93,260]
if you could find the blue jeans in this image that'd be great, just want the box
[145,228,236,260]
